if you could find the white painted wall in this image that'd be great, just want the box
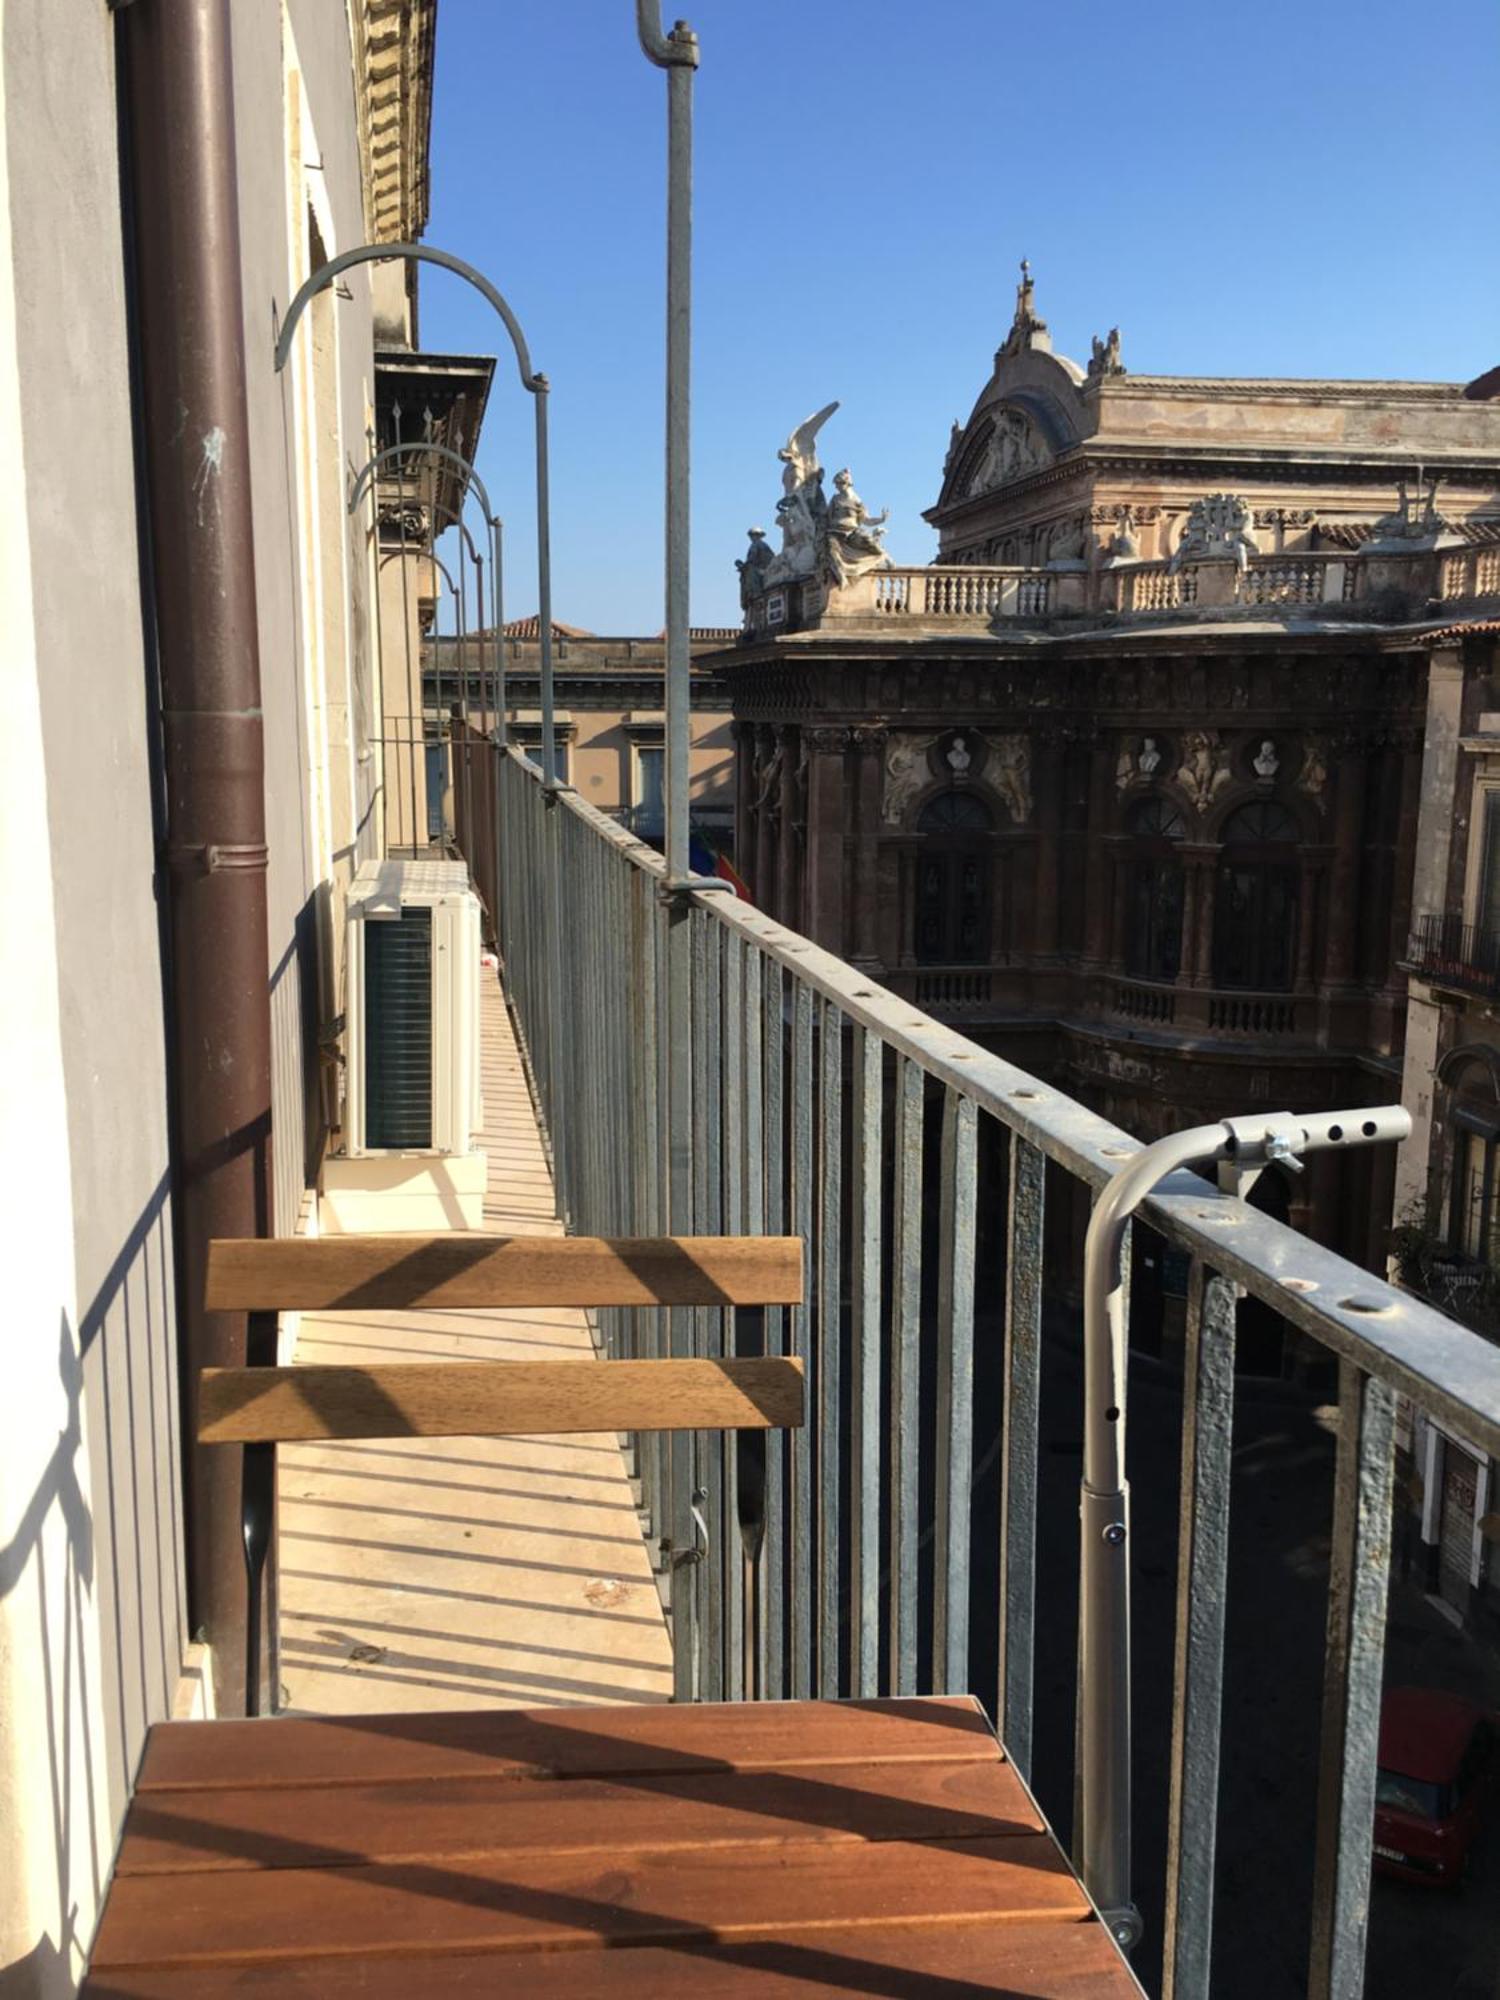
[0,15,113,1986]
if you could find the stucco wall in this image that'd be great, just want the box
[1,5,171,1990]
[232,0,380,1229]
[1,2,389,1988]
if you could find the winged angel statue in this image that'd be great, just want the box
[742,402,891,595]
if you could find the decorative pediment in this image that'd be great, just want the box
[956,406,1051,499]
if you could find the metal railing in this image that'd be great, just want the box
[1407,910,1500,997]
[487,737,1500,1999]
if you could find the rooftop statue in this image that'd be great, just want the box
[1170,493,1260,573]
[765,402,839,585]
[998,257,1053,359]
[826,467,891,587]
[736,526,774,605]
[1368,470,1444,546]
[1087,326,1125,379]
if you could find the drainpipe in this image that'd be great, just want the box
[119,0,273,1717]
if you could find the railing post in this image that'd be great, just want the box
[1162,1264,1238,1997]
[1308,1363,1397,2000]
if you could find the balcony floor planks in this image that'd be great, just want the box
[86,1699,1142,1997]
[79,1921,1136,1998]
[89,1833,1086,1968]
[115,1757,1044,1876]
[133,1694,999,1792]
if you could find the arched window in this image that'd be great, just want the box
[914,791,992,964]
[1213,799,1300,991]
[1124,795,1187,981]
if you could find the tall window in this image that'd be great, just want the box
[1124,795,1186,980]
[1213,799,1299,991]
[1454,1124,1500,1265]
[633,744,665,837]
[1475,790,1500,942]
[914,791,992,964]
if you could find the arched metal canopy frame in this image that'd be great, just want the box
[371,483,506,871]
[276,242,549,783]
[348,439,497,527]
[350,436,508,748]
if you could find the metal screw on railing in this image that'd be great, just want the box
[1078,1104,1413,1952]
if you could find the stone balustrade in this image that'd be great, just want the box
[866,564,1053,621]
[740,538,1466,638]
[1439,543,1500,601]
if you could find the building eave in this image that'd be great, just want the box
[354,0,437,247]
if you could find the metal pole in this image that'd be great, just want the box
[638,0,705,1703]
[1077,1104,1411,1951]
[533,389,556,789]
[492,518,506,747]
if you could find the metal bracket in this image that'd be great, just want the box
[1100,1904,1144,1953]
[165,841,269,876]
[660,873,734,903]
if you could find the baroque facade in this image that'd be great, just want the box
[717,275,1500,1307]
[1393,628,1500,1629]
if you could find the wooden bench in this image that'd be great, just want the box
[78,1232,1142,1995]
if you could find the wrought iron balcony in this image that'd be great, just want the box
[1406,911,1500,997]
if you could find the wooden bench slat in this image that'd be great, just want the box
[134,1696,998,1793]
[114,1758,1042,1874]
[87,1832,1087,1969]
[197,1356,804,1445]
[205,1235,803,1311]
[83,1920,1136,1997]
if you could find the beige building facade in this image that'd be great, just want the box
[428,620,738,849]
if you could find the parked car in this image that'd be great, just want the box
[1374,1686,1498,1886]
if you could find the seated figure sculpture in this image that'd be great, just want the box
[825,466,891,587]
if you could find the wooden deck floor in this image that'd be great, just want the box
[274,970,674,1714]
[85,1697,1142,1997]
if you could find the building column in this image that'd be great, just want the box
[1178,855,1200,987]
[804,727,850,952]
[1295,859,1323,990]
[1107,844,1130,971]
[1187,849,1217,986]
[1081,735,1116,969]
[776,726,801,931]
[850,725,887,968]
[1031,729,1063,963]
[732,720,755,880]
[1322,734,1368,987]
[1386,734,1426,980]
[1394,648,1466,1228]
[754,725,778,915]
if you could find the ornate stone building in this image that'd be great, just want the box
[715,282,1500,1303]
[1392,622,1500,1628]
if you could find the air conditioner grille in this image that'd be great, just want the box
[363,908,432,1148]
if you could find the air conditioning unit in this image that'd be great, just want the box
[321,860,486,1231]
[343,860,482,1156]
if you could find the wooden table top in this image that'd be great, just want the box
[82,1696,1142,1997]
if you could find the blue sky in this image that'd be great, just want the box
[419,0,1500,634]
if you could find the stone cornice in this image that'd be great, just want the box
[353,0,437,245]
[1098,375,1470,402]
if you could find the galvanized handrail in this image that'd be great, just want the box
[488,738,1500,2000]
